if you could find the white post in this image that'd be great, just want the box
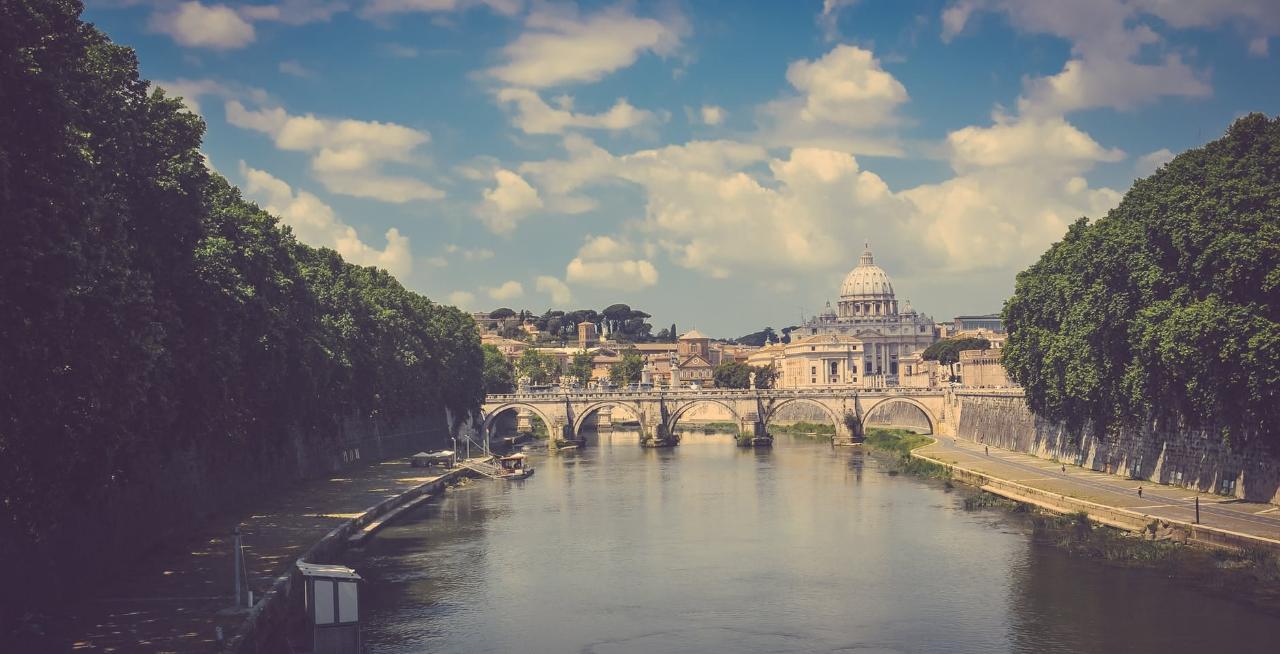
[232,528,242,607]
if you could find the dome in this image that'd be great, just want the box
[839,245,895,300]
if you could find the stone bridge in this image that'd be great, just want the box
[481,387,952,448]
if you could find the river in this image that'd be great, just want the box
[347,431,1280,653]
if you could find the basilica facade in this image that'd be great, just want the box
[750,245,937,388]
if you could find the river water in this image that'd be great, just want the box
[348,431,1280,653]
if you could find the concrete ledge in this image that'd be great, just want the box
[348,492,434,547]
[227,465,471,653]
[913,448,1280,553]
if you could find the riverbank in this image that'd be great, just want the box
[17,457,476,653]
[865,429,1280,614]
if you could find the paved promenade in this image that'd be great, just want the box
[28,458,463,653]
[919,436,1280,543]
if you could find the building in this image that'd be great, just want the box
[776,334,864,388]
[577,321,599,349]
[954,313,1004,333]
[958,348,1011,387]
[794,245,937,386]
[672,329,714,387]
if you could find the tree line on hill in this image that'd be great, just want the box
[0,0,484,613]
[1003,114,1279,451]
[487,304,673,343]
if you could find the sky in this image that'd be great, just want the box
[84,0,1280,337]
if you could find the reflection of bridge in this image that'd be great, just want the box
[481,388,950,447]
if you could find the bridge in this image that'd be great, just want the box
[480,387,952,448]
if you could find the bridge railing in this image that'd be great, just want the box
[484,386,948,403]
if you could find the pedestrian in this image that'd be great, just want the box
[1137,486,1143,498]
[1061,464,1066,473]
[984,445,989,456]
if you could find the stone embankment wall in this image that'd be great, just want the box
[953,391,1280,506]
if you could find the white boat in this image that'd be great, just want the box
[496,453,535,479]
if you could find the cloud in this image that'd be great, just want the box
[148,2,255,50]
[478,169,542,234]
[361,0,521,19]
[1135,147,1175,177]
[153,78,270,117]
[487,3,688,87]
[495,88,657,134]
[279,59,318,78]
[536,275,572,305]
[516,124,1122,283]
[700,105,725,126]
[447,290,476,308]
[445,244,496,261]
[239,0,348,25]
[946,113,1124,173]
[239,162,412,277]
[486,280,525,300]
[941,0,1214,116]
[758,45,909,155]
[565,236,659,290]
[818,0,859,41]
[226,100,443,203]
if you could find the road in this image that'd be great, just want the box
[920,435,1280,542]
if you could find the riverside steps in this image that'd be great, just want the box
[915,436,1280,549]
[30,457,479,653]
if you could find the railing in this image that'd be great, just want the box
[484,386,949,403]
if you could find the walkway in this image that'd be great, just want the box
[27,458,465,653]
[919,436,1280,542]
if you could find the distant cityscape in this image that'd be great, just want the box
[476,245,1008,390]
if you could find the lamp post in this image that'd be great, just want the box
[451,436,457,466]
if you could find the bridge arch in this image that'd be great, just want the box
[572,400,643,435]
[482,402,557,440]
[764,397,843,432]
[665,398,741,435]
[863,397,936,434]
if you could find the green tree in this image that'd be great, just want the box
[482,345,515,394]
[1003,114,1280,447]
[489,307,516,319]
[569,350,595,385]
[714,361,753,388]
[516,348,558,385]
[754,364,779,389]
[609,348,645,386]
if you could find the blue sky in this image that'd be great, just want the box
[85,0,1280,336]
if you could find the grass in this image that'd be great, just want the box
[863,428,949,479]
[768,421,836,436]
[675,421,739,433]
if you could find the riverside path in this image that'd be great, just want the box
[22,458,469,653]
[919,435,1280,544]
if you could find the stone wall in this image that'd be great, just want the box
[955,391,1280,506]
[864,400,934,433]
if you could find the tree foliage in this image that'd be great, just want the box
[713,361,778,389]
[482,345,515,394]
[1003,114,1280,448]
[922,337,991,365]
[0,1,484,605]
[515,348,559,385]
[569,350,595,385]
[609,348,645,386]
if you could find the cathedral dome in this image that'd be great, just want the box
[839,245,894,300]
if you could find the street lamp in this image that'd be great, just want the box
[451,436,457,466]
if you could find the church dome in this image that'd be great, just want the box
[840,245,894,300]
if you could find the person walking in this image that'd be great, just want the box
[984,445,989,456]
[1137,486,1143,498]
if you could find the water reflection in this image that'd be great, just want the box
[349,431,1280,653]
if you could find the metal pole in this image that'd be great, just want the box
[1195,494,1200,524]
[232,528,242,607]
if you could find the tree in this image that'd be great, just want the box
[602,303,632,322]
[1003,114,1280,448]
[482,345,514,394]
[736,327,777,347]
[609,348,644,386]
[754,364,779,389]
[670,323,678,341]
[569,350,595,386]
[515,349,558,385]
[489,307,516,319]
[713,361,752,388]
[922,337,990,381]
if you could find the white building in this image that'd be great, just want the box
[790,245,936,387]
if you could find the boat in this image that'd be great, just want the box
[496,453,535,479]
